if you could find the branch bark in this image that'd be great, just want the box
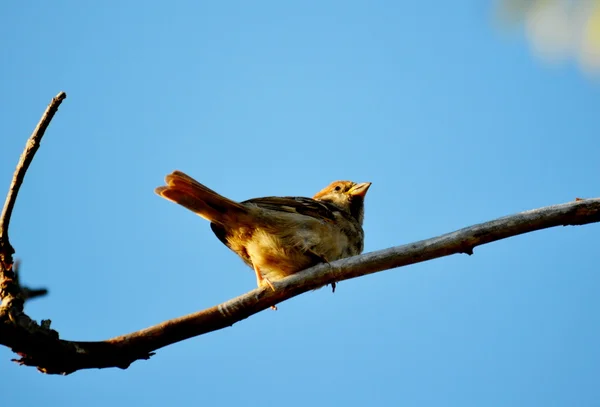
[0,94,64,362]
[1,93,598,375]
[0,92,67,266]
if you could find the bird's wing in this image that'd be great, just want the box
[210,196,339,252]
[242,196,339,223]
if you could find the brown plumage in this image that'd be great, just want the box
[155,170,371,290]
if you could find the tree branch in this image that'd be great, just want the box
[0,92,67,266]
[0,93,64,370]
[1,92,598,375]
[2,197,599,374]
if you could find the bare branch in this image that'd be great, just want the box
[0,94,63,371]
[1,196,598,374]
[0,91,67,266]
[0,92,598,375]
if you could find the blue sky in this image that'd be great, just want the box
[2,1,599,406]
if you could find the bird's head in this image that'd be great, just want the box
[313,180,372,224]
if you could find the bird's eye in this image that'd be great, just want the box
[334,185,342,191]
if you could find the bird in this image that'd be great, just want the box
[155,171,371,292]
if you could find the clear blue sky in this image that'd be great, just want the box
[2,2,599,406]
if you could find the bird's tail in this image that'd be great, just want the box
[155,170,248,225]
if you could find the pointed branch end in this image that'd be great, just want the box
[55,92,67,102]
[22,287,49,301]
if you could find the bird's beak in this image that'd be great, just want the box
[348,182,372,198]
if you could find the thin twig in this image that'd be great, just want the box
[20,287,49,301]
[0,92,67,266]
[14,261,48,301]
[1,196,598,374]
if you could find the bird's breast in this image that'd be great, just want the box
[214,210,365,281]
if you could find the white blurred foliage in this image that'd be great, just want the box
[497,0,600,75]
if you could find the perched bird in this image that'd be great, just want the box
[155,171,371,291]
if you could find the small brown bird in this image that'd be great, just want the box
[155,171,371,290]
